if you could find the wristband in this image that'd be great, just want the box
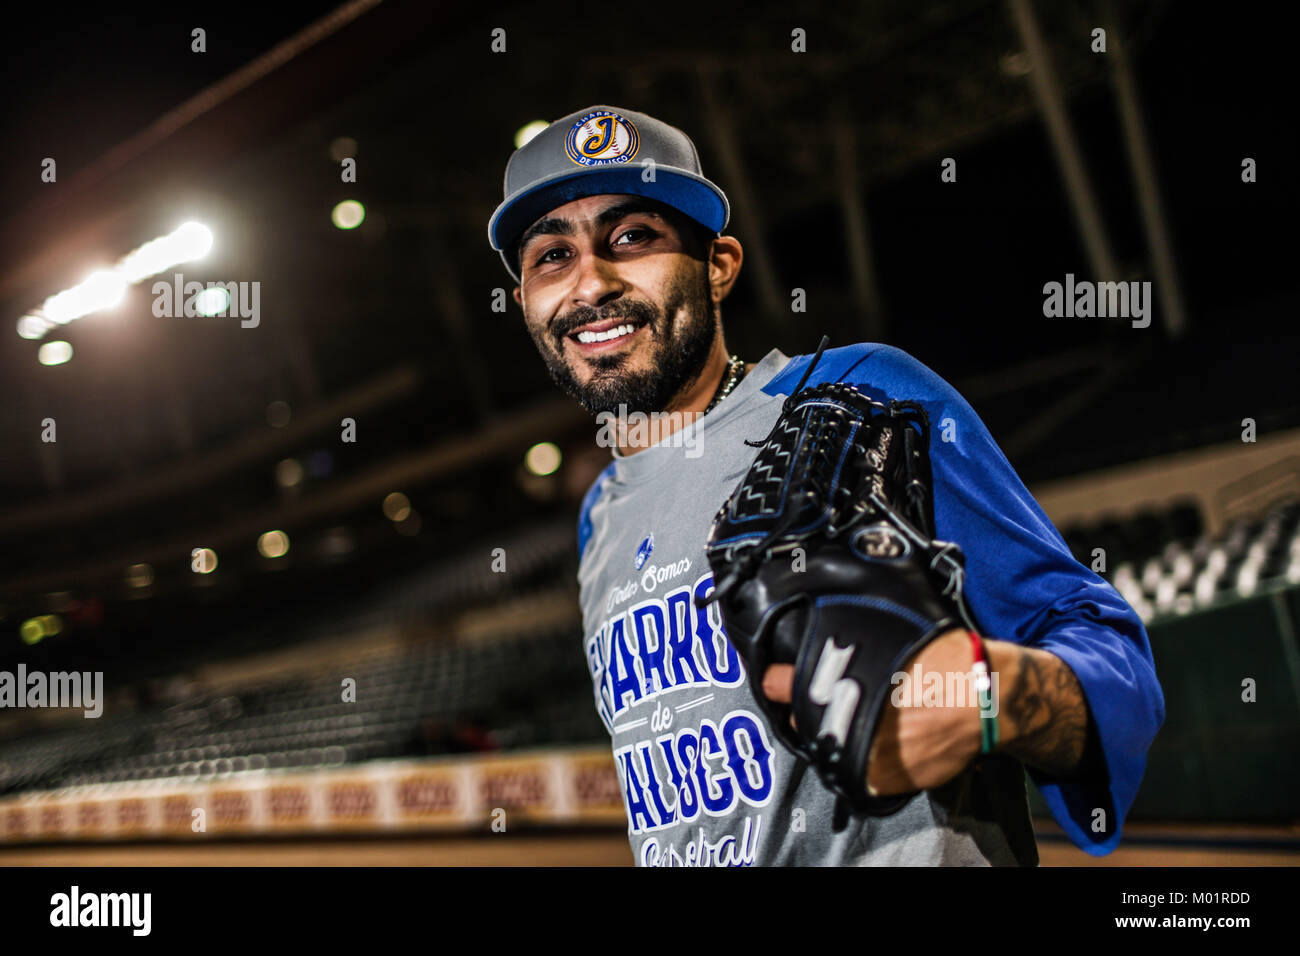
[968,629,999,754]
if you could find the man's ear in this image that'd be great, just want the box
[512,286,523,308]
[708,236,744,306]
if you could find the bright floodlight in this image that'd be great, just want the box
[515,120,549,149]
[173,221,214,260]
[332,200,365,230]
[117,221,213,283]
[118,237,172,282]
[38,341,73,366]
[83,269,127,309]
[17,220,215,339]
[43,269,126,324]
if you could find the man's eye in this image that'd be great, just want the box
[614,227,653,246]
[535,246,568,265]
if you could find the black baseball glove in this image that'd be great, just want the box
[698,339,983,824]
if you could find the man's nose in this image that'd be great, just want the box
[569,247,627,309]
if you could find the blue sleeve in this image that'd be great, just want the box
[772,343,1166,856]
[578,461,617,561]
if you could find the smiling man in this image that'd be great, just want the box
[487,105,1164,866]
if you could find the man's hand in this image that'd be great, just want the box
[760,629,1094,796]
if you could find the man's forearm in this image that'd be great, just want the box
[985,639,1095,779]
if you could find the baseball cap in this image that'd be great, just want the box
[487,105,730,283]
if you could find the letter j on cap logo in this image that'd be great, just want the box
[566,110,640,167]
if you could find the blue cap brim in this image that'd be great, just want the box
[488,166,729,277]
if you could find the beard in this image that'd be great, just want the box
[528,266,717,417]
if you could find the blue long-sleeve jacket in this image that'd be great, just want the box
[762,343,1166,855]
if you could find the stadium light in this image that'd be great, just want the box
[42,270,126,325]
[117,221,212,282]
[16,220,214,341]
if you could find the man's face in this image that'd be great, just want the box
[512,194,717,417]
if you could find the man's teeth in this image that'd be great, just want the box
[576,324,636,344]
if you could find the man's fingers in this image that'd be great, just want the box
[761,664,795,703]
[761,665,799,731]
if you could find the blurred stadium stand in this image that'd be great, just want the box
[0,518,607,797]
[1052,494,1300,822]
[1060,497,1300,623]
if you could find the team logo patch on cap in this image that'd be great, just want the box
[566,110,639,167]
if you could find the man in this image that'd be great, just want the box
[487,105,1164,866]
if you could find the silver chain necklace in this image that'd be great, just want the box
[703,355,747,415]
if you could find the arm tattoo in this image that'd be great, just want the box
[1002,650,1091,779]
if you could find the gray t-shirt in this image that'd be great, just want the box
[576,348,1038,866]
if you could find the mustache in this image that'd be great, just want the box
[551,301,659,340]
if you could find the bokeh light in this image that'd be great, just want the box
[329,136,358,162]
[266,401,292,428]
[382,492,411,522]
[331,200,365,230]
[524,441,562,476]
[258,530,290,559]
[275,458,304,488]
[194,287,230,316]
[125,563,154,589]
[514,120,549,149]
[38,341,73,366]
[192,548,218,574]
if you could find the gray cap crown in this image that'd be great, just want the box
[487,105,730,282]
